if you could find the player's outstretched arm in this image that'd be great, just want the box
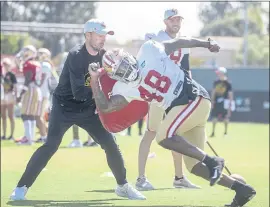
[163,37,220,56]
[89,64,129,113]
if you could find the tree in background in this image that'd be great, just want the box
[199,2,267,37]
[198,2,235,26]
[1,34,42,55]
[1,1,97,55]
[198,2,269,66]
[236,35,269,67]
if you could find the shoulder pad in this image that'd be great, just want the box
[100,49,106,57]
[144,33,156,41]
[41,61,52,68]
[25,60,40,68]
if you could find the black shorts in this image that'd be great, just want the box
[211,104,227,119]
[166,78,210,114]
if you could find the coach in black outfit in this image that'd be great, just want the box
[10,19,146,200]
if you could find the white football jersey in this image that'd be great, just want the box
[39,61,52,98]
[112,40,185,110]
[145,30,189,67]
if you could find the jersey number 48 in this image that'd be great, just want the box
[138,70,171,102]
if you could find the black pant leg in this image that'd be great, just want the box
[78,114,127,185]
[127,126,131,135]
[138,119,143,135]
[17,100,73,188]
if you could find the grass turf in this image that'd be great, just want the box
[1,119,269,207]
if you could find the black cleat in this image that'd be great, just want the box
[208,156,225,186]
[35,137,46,143]
[225,184,256,207]
[83,141,99,147]
[7,135,14,140]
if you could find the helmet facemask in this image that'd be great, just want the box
[103,49,139,84]
[18,45,37,62]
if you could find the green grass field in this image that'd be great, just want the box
[1,120,269,207]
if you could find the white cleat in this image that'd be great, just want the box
[16,137,33,146]
[10,186,28,200]
[135,176,155,191]
[68,139,83,148]
[173,176,201,189]
[17,141,33,146]
[115,183,146,200]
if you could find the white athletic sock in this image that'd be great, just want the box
[23,120,31,141]
[30,120,36,141]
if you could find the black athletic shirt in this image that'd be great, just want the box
[3,72,17,93]
[213,79,232,103]
[54,44,105,109]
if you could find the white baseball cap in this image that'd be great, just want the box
[164,8,184,20]
[216,67,227,74]
[84,19,114,35]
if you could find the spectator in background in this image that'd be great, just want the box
[1,58,17,140]
[210,67,234,137]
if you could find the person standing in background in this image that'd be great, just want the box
[210,67,234,137]
[1,58,17,140]
[15,45,41,145]
[136,8,199,191]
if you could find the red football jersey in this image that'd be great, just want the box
[97,74,149,133]
[23,59,40,82]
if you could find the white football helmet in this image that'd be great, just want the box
[37,48,51,62]
[102,48,138,83]
[17,45,37,62]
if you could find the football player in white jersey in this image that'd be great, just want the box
[145,8,190,75]
[89,37,256,206]
[35,48,52,143]
[138,8,199,190]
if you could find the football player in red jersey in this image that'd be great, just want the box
[16,45,42,145]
